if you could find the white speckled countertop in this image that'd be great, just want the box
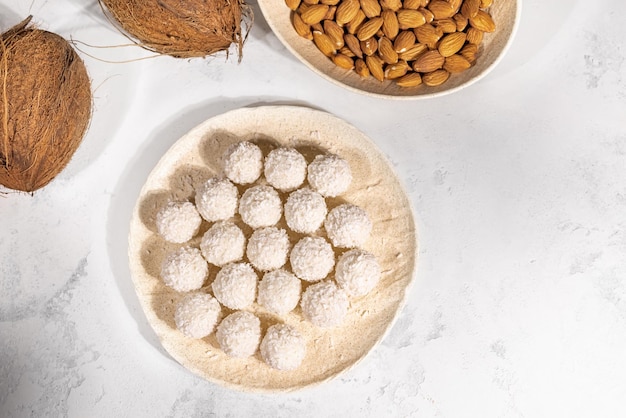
[1,0,625,417]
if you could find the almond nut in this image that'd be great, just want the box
[333,53,355,69]
[360,37,378,55]
[382,10,400,39]
[335,0,361,25]
[437,31,466,57]
[443,54,471,73]
[422,68,450,86]
[393,30,416,53]
[461,0,480,18]
[344,33,364,57]
[412,49,445,72]
[384,61,409,79]
[397,9,426,29]
[480,0,493,7]
[469,10,495,32]
[292,12,313,40]
[398,42,427,61]
[378,36,399,64]
[357,17,384,40]
[354,58,370,77]
[466,27,484,44]
[434,18,457,33]
[396,72,422,87]
[360,0,382,18]
[459,42,477,63]
[285,0,301,11]
[380,0,402,11]
[301,4,330,24]
[312,30,337,56]
[427,0,455,19]
[324,19,346,47]
[365,55,385,81]
[414,23,442,48]
[403,0,422,10]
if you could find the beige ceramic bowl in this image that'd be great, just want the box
[128,106,418,392]
[257,0,521,99]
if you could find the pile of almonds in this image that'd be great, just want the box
[287,0,496,87]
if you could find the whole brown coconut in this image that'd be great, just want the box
[0,16,92,193]
[99,0,252,59]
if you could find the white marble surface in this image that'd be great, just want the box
[1,0,625,416]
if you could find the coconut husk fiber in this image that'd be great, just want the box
[99,0,252,59]
[0,16,92,193]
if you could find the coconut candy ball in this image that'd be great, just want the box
[216,311,262,358]
[306,153,352,197]
[212,262,257,310]
[264,147,307,192]
[246,227,290,272]
[174,293,222,339]
[300,281,349,327]
[238,185,282,229]
[289,236,335,282]
[335,249,381,297]
[155,201,202,244]
[257,269,301,316]
[195,177,238,222]
[200,221,245,267]
[160,246,208,292]
[324,203,372,248]
[222,141,263,185]
[284,187,327,234]
[260,323,306,370]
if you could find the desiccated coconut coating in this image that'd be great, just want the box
[200,221,246,267]
[300,281,349,327]
[246,227,290,272]
[195,177,238,222]
[289,236,335,282]
[264,147,307,192]
[238,185,282,229]
[222,141,263,185]
[335,249,381,297]
[306,153,352,197]
[174,293,222,339]
[324,204,372,248]
[284,187,327,234]
[211,262,258,310]
[260,323,306,370]
[257,269,301,316]
[155,201,202,244]
[216,311,261,358]
[160,246,208,292]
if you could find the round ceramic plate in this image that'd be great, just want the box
[257,0,521,99]
[128,105,418,392]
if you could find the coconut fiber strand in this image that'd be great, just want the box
[0,16,92,192]
[100,0,251,59]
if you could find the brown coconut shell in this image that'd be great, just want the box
[99,0,252,59]
[0,16,92,193]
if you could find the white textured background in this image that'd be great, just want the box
[1,0,625,417]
